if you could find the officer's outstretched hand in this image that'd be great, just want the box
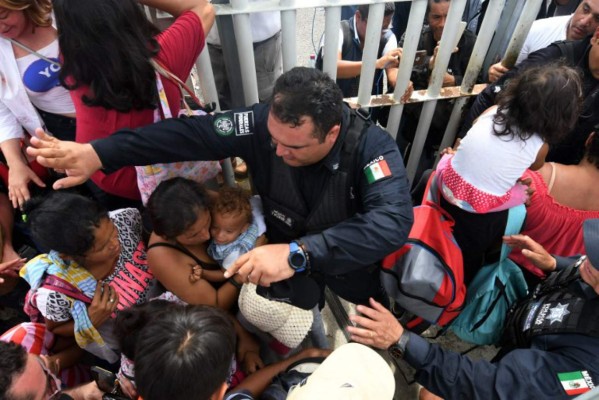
[225,244,294,286]
[347,298,403,350]
[26,129,102,190]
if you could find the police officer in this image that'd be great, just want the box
[27,67,413,306]
[348,219,599,399]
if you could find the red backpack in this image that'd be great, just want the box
[381,172,465,327]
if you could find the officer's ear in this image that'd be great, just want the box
[324,124,341,145]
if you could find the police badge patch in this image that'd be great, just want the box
[214,114,235,136]
[234,111,254,136]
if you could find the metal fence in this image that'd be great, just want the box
[151,0,544,183]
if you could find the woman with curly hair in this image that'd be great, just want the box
[434,63,583,283]
[52,0,214,209]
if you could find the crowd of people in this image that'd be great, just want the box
[1,0,599,399]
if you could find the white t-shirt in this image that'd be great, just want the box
[319,17,397,57]
[15,39,75,115]
[516,15,570,65]
[452,108,544,196]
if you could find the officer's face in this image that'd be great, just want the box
[267,112,340,167]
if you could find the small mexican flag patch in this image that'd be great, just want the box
[364,159,392,184]
[558,371,592,396]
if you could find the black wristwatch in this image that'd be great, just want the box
[388,331,410,360]
[288,241,307,273]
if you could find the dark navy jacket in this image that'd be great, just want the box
[403,256,599,399]
[93,103,413,279]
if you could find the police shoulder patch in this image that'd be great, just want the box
[234,111,254,136]
[214,114,235,136]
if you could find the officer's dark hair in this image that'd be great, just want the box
[357,3,395,20]
[23,192,108,258]
[493,62,582,145]
[585,130,599,169]
[426,0,450,16]
[135,305,235,400]
[270,67,344,143]
[147,178,211,241]
[0,341,28,400]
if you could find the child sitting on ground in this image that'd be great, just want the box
[206,186,260,273]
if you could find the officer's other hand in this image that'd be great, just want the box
[488,62,509,83]
[347,297,403,350]
[503,234,557,272]
[26,129,102,190]
[580,259,599,295]
[224,244,294,286]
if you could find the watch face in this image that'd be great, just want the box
[290,252,305,269]
[388,345,404,360]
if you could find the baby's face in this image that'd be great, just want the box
[210,212,249,245]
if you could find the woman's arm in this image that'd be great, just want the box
[148,245,242,310]
[138,0,215,35]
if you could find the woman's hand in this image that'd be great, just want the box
[347,298,403,350]
[7,162,45,209]
[237,330,264,374]
[87,282,119,327]
[503,234,556,272]
[0,257,26,284]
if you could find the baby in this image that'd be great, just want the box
[207,186,260,271]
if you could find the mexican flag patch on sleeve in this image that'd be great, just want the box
[558,371,594,396]
[364,159,392,184]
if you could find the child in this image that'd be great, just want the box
[207,186,260,271]
[435,63,582,282]
[438,63,582,213]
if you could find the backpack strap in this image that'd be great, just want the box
[499,204,526,261]
[41,275,92,304]
[316,19,352,71]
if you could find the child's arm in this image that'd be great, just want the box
[201,268,227,283]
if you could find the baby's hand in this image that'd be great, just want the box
[189,264,203,283]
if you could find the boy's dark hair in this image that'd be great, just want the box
[493,63,582,145]
[270,67,344,143]
[212,186,252,224]
[54,0,160,112]
[147,178,211,241]
[357,2,395,20]
[135,305,235,400]
[426,0,450,16]
[113,300,175,361]
[0,341,28,400]
[23,192,108,258]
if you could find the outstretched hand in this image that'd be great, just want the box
[26,129,102,190]
[224,244,294,286]
[0,257,26,283]
[347,298,403,350]
[503,234,556,272]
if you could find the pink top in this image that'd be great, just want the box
[71,11,205,199]
[509,168,599,277]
